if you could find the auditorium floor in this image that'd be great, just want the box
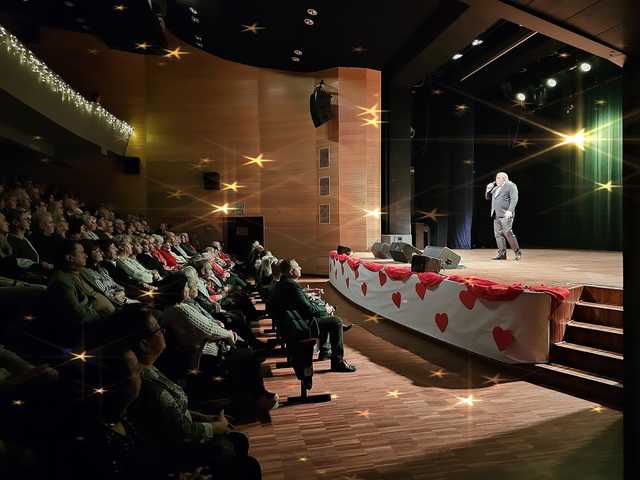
[238,279,623,480]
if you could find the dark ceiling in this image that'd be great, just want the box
[0,0,469,73]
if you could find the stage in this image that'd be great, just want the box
[328,249,623,366]
[354,248,623,289]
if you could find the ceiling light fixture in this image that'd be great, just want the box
[307,8,318,16]
[546,78,557,87]
[460,31,538,82]
[291,56,300,62]
[452,53,463,60]
[304,18,314,26]
[579,62,592,72]
[189,7,198,15]
[515,92,526,102]
[294,49,302,56]
[471,39,483,46]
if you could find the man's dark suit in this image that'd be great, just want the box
[485,181,521,256]
[270,277,344,361]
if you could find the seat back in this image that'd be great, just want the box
[283,310,316,382]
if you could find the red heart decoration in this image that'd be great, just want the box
[379,271,387,287]
[492,326,515,351]
[346,277,350,288]
[392,292,402,308]
[341,264,345,276]
[361,282,368,296]
[415,283,427,300]
[354,268,359,279]
[459,289,477,310]
[434,313,448,332]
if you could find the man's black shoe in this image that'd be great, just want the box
[330,360,357,372]
[342,323,353,332]
[514,251,522,261]
[491,255,507,260]
[317,351,332,361]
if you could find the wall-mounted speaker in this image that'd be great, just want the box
[110,153,140,175]
[203,172,220,190]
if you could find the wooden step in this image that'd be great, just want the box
[581,285,623,307]
[564,321,623,354]
[533,363,623,408]
[573,301,622,328]
[550,341,623,381]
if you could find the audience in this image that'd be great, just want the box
[0,177,357,478]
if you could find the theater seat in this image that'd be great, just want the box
[280,310,332,405]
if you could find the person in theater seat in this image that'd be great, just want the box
[270,259,356,373]
[485,171,522,261]
[5,208,53,273]
[29,209,59,266]
[115,237,161,286]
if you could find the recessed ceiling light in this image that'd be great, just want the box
[579,62,592,72]
[63,1,75,7]
[291,56,301,62]
[32,135,43,141]
[452,53,463,60]
[307,8,318,16]
[191,16,200,23]
[294,49,302,56]
[189,7,198,15]
[76,17,85,23]
[515,92,526,101]
[471,39,483,46]
[546,78,557,87]
[304,18,314,26]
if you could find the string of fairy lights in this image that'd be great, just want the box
[0,24,134,139]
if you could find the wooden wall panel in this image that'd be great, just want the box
[22,29,380,274]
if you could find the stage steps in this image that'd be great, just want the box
[533,285,623,408]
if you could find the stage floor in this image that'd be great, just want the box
[354,248,622,289]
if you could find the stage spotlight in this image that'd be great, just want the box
[471,39,483,46]
[558,128,588,151]
[579,62,592,72]
[546,78,557,87]
[452,53,463,60]
[515,92,526,102]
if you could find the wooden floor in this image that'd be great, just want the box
[354,249,623,288]
[238,279,623,480]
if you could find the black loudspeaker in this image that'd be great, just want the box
[389,242,422,263]
[411,255,442,273]
[310,86,333,128]
[337,245,352,255]
[203,172,220,190]
[370,242,391,259]
[423,246,462,269]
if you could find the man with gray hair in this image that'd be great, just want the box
[485,172,522,261]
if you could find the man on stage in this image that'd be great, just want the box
[485,172,522,261]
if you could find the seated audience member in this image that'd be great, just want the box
[47,198,65,223]
[54,218,69,240]
[150,234,175,272]
[135,236,167,276]
[81,240,131,307]
[29,209,59,266]
[95,217,113,240]
[99,238,147,297]
[67,217,85,241]
[115,238,161,286]
[257,254,278,287]
[103,304,262,479]
[167,232,189,264]
[81,215,100,240]
[271,259,356,372]
[158,274,276,416]
[212,241,232,267]
[4,209,53,278]
[179,232,197,256]
[63,195,83,218]
[113,218,126,236]
[41,240,115,346]
[158,234,181,268]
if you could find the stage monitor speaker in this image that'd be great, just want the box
[423,246,461,269]
[370,242,391,259]
[203,172,221,190]
[382,234,413,245]
[337,245,352,255]
[411,255,442,273]
[389,242,422,263]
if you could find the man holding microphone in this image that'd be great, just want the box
[485,172,522,261]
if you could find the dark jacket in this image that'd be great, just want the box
[136,253,166,276]
[269,277,326,339]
